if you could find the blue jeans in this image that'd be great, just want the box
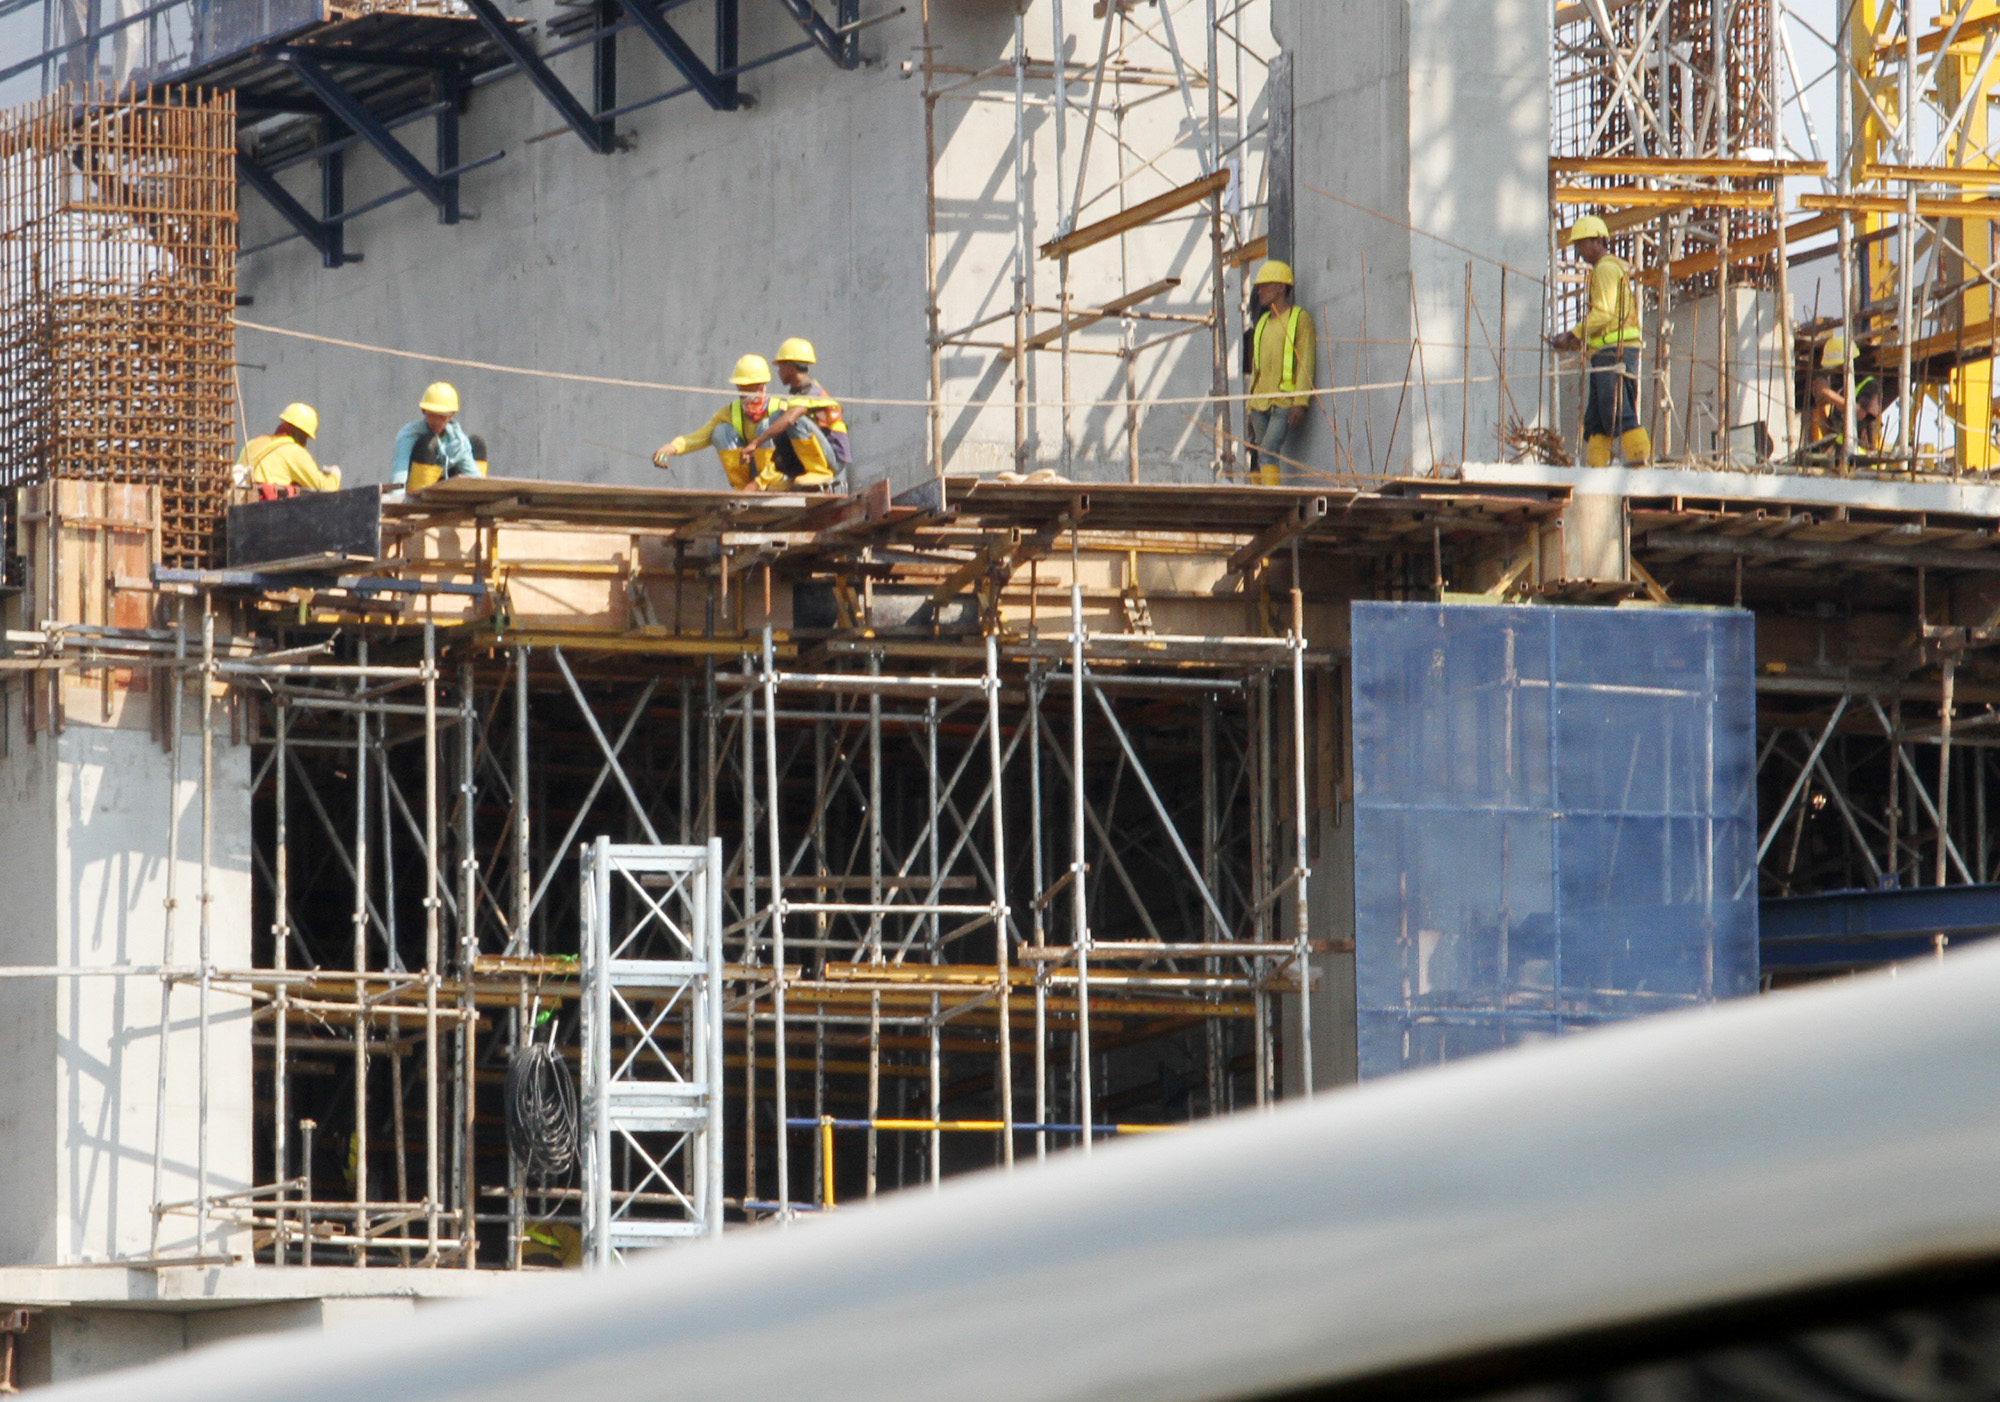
[1247,406,1297,480]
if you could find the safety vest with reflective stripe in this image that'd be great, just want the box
[1255,306,1304,395]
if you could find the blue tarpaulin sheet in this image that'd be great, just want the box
[1351,602,1759,1078]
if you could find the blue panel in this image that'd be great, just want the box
[1352,602,1759,1079]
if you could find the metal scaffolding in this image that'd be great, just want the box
[0,494,1319,1264]
[1550,0,2000,476]
[921,0,1275,481]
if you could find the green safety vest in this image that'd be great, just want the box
[1255,305,1304,395]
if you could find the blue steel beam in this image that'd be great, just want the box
[715,0,736,94]
[1760,882,2000,971]
[617,0,737,110]
[237,151,352,269]
[275,50,457,218]
[774,0,852,67]
[461,0,615,153]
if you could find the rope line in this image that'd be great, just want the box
[234,316,1521,411]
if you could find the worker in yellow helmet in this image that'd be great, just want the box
[749,336,847,490]
[1806,334,1884,462]
[1548,215,1650,467]
[392,382,487,491]
[656,355,821,491]
[239,403,341,496]
[1244,260,1315,487]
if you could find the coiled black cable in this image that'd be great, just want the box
[505,1041,578,1180]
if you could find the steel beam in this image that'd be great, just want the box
[463,0,616,154]
[773,0,851,66]
[1761,882,2000,970]
[277,51,458,218]
[618,0,738,110]
[1645,530,2000,574]
[237,151,351,269]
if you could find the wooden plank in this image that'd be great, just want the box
[1798,192,2000,220]
[1644,530,2000,572]
[1223,235,1268,270]
[1863,163,2000,188]
[1012,278,1182,358]
[1916,10,2000,55]
[1552,156,1825,179]
[1212,497,1329,595]
[1892,313,2000,367]
[1039,169,1231,261]
[1634,213,1841,288]
[1553,185,1778,210]
[1552,0,1639,27]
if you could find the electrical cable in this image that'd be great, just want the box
[504,1035,578,1180]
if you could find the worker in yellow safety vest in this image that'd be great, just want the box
[1806,333,1884,462]
[1548,215,1651,467]
[655,354,837,491]
[392,382,488,491]
[1244,260,1315,486]
[239,403,341,496]
[755,336,847,487]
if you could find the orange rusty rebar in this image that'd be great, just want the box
[0,83,237,568]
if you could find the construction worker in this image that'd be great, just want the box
[391,382,487,491]
[655,354,836,491]
[762,336,847,484]
[1244,260,1315,486]
[1548,215,1651,467]
[1807,334,1884,461]
[239,403,340,496]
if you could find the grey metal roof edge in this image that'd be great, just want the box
[45,945,2000,1402]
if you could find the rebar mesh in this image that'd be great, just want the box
[0,83,236,568]
[1551,0,1777,330]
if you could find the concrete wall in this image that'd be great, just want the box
[1273,0,1549,478]
[237,0,1267,491]
[1661,289,1795,461]
[0,730,63,1267]
[17,1298,422,1387]
[0,718,255,1267]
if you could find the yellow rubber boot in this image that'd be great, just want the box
[718,447,755,491]
[787,431,836,488]
[1584,434,1613,467]
[1255,458,1280,487]
[750,446,785,491]
[1620,427,1653,465]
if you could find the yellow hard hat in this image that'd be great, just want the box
[419,381,460,415]
[1820,332,1852,368]
[775,337,817,365]
[730,354,772,388]
[1566,214,1611,245]
[278,402,318,440]
[1252,259,1295,287]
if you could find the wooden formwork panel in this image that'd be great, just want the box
[20,479,161,631]
[17,479,162,731]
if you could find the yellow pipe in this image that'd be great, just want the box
[867,1118,1180,1135]
[820,1116,836,1208]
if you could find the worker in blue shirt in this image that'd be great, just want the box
[392,382,488,490]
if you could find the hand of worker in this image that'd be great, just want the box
[1287,406,1307,431]
[1547,331,1582,353]
[652,444,677,468]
